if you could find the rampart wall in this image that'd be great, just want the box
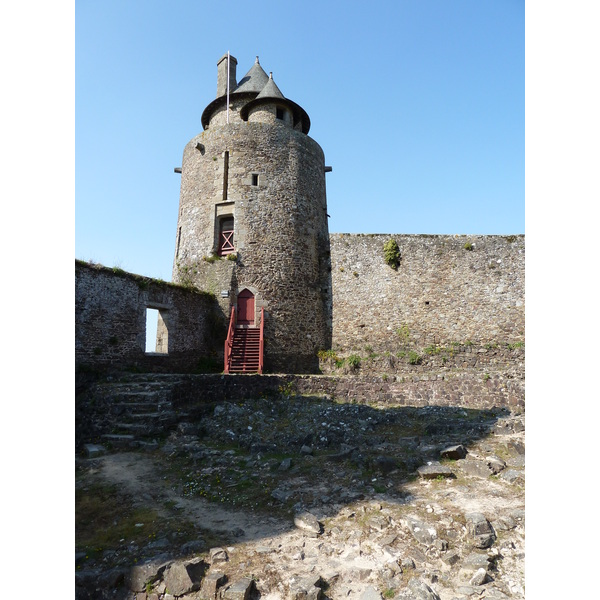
[75,261,224,373]
[75,232,524,387]
[329,234,524,354]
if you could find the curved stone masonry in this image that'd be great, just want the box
[173,54,332,373]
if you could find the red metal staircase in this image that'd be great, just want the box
[224,307,264,374]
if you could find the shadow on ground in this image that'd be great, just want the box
[76,391,518,599]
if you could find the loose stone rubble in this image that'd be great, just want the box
[76,393,524,600]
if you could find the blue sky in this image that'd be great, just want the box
[6,3,600,594]
[75,0,524,281]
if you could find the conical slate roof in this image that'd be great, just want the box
[234,57,269,94]
[256,72,285,100]
[202,53,311,134]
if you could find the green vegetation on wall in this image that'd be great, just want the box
[383,239,401,269]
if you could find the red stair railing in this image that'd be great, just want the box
[258,307,265,374]
[224,305,236,374]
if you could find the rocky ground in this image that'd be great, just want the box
[76,392,524,600]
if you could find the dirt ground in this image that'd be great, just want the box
[76,398,525,600]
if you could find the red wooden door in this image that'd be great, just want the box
[237,290,255,325]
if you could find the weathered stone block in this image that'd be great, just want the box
[294,512,322,534]
[405,518,437,546]
[407,577,441,600]
[209,547,228,564]
[440,444,467,460]
[199,571,227,599]
[417,463,455,479]
[465,513,496,549]
[127,558,171,592]
[162,558,207,597]
[222,577,255,600]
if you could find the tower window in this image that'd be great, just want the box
[251,173,259,186]
[176,227,182,258]
[222,151,229,200]
[276,107,284,120]
[218,216,235,256]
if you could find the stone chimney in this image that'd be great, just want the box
[216,53,237,98]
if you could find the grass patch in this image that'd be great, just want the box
[76,483,167,553]
[347,354,361,370]
[408,351,422,365]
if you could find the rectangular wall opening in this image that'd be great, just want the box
[145,308,168,354]
[222,150,229,200]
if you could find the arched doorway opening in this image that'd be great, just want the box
[237,289,255,326]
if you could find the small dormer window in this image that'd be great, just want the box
[276,107,284,120]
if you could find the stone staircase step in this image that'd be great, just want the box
[101,433,137,448]
[110,394,169,403]
[114,422,151,432]
[113,402,167,413]
[83,374,196,449]
[129,412,174,420]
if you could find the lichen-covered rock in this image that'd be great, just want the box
[405,517,438,546]
[126,557,171,592]
[209,547,228,564]
[465,513,496,549]
[440,445,467,460]
[469,567,489,586]
[417,462,455,479]
[200,571,227,599]
[407,577,441,600]
[294,512,322,535]
[222,577,255,600]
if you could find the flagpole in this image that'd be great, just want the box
[226,51,230,124]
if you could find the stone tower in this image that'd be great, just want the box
[172,53,332,373]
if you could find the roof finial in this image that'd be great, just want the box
[255,56,260,64]
[269,72,273,79]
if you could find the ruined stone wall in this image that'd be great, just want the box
[329,234,524,354]
[75,261,224,373]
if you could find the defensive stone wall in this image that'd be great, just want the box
[75,261,224,373]
[329,234,524,354]
[75,232,525,379]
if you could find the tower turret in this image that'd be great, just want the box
[173,53,332,373]
[234,56,269,93]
